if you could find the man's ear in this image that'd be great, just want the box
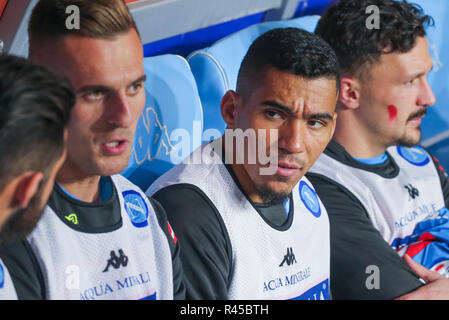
[339,77,361,110]
[12,172,43,209]
[220,90,241,129]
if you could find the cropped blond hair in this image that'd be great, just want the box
[28,0,138,54]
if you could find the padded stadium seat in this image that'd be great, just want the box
[412,0,449,171]
[187,15,320,137]
[121,54,203,191]
[428,138,449,174]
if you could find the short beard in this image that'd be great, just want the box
[0,179,47,245]
[397,135,421,148]
[396,127,422,148]
[253,155,303,203]
[396,109,427,147]
[254,180,290,203]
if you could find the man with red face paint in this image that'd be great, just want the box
[307,0,449,299]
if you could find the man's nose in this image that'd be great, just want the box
[105,91,133,127]
[418,77,436,108]
[279,120,305,154]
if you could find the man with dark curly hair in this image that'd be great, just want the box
[307,0,449,299]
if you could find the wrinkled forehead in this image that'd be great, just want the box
[251,68,338,112]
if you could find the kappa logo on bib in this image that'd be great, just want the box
[122,190,149,228]
[0,262,4,289]
[299,181,321,218]
[397,146,430,166]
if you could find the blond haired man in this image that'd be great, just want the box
[0,0,184,300]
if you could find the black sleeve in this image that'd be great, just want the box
[148,197,186,300]
[152,184,232,300]
[0,240,45,300]
[307,173,424,300]
[430,155,449,208]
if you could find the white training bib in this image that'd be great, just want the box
[27,175,173,300]
[148,142,330,300]
[309,145,445,245]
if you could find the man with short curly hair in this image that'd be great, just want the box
[307,0,449,299]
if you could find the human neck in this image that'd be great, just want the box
[333,109,387,159]
[231,163,264,203]
[56,162,102,203]
[222,136,263,203]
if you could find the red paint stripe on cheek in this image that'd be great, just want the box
[388,105,398,121]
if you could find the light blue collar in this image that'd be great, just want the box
[57,176,113,202]
[353,153,388,165]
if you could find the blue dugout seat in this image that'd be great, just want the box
[412,0,449,171]
[428,138,449,174]
[121,54,203,191]
[187,15,320,137]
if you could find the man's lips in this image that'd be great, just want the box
[276,161,301,177]
[101,139,129,155]
[409,116,424,126]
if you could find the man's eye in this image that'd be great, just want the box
[405,78,419,86]
[128,82,143,95]
[85,90,104,101]
[266,110,281,119]
[308,120,325,129]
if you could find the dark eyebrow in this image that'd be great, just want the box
[76,84,111,95]
[76,74,147,94]
[131,74,147,86]
[261,101,295,116]
[409,71,426,80]
[261,100,334,121]
[305,112,334,122]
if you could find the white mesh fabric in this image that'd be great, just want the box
[309,147,444,244]
[26,175,173,300]
[148,142,330,300]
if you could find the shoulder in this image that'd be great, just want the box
[147,141,227,197]
[306,172,368,218]
[306,174,424,299]
[111,174,146,192]
[0,240,45,299]
[152,183,228,239]
[153,183,232,300]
